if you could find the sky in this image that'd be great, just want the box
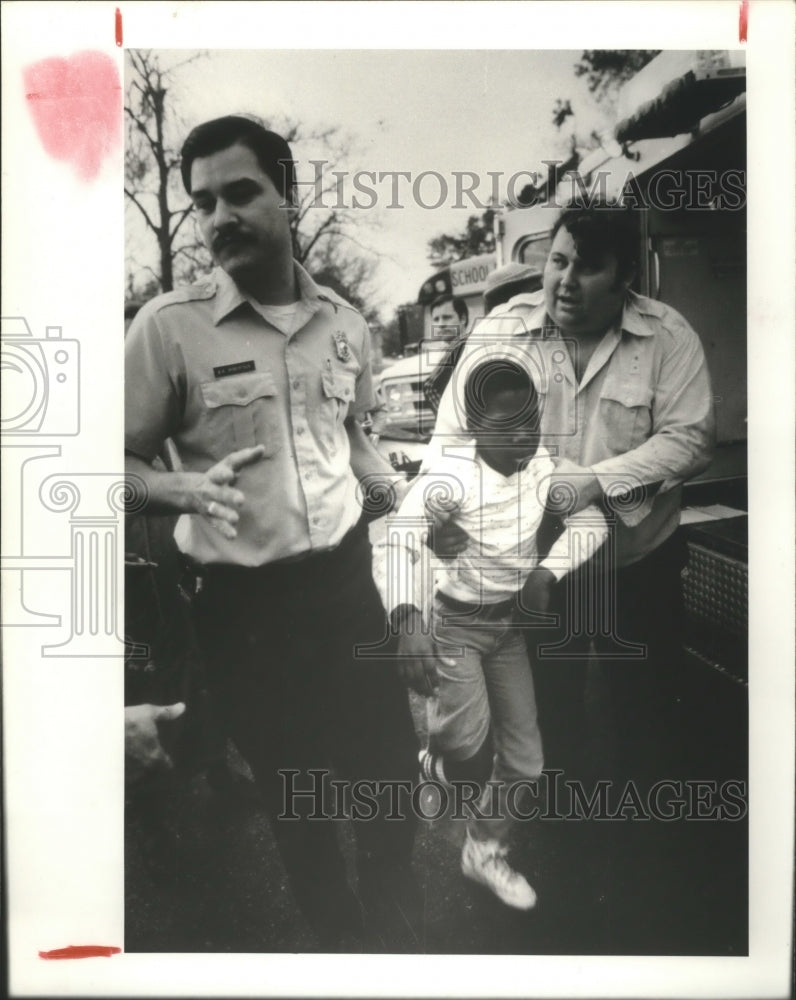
[126,48,612,320]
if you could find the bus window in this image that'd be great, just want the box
[517,234,552,270]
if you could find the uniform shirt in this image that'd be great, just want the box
[373,443,608,617]
[427,291,715,567]
[125,262,375,566]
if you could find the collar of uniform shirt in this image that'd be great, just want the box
[520,290,654,341]
[211,260,324,328]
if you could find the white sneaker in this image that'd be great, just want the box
[461,832,537,910]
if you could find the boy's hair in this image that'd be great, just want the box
[464,358,538,430]
[180,115,296,203]
[552,200,640,283]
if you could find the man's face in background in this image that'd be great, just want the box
[430,299,464,340]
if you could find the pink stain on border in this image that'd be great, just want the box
[23,51,122,182]
[738,0,748,42]
[39,945,122,960]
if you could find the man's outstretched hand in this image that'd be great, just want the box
[192,445,266,539]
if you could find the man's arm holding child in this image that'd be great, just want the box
[517,505,609,619]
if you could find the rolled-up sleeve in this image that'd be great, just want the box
[590,317,715,527]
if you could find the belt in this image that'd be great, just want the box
[180,520,366,594]
[436,590,516,621]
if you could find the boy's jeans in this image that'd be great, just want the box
[428,595,544,845]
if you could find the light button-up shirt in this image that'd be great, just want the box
[429,291,715,567]
[125,263,375,566]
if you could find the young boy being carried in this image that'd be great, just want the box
[374,357,608,910]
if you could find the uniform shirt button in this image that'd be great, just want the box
[292,379,300,389]
[296,426,305,435]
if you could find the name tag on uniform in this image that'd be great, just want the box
[213,360,256,378]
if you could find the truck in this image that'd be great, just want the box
[375,48,748,687]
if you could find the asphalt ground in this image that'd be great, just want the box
[125,654,747,957]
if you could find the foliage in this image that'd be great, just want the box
[426,208,496,267]
[574,50,661,104]
[125,50,384,313]
[125,50,206,294]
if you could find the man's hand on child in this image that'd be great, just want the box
[426,508,468,559]
[515,567,557,623]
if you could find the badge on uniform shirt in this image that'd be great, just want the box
[333,330,351,363]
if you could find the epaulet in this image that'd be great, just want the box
[629,291,669,320]
[144,278,217,315]
[315,285,362,317]
[625,290,692,337]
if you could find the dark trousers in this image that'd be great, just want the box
[192,520,418,944]
[528,531,688,785]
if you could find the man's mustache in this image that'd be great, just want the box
[212,229,252,254]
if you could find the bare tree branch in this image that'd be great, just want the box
[124,188,159,233]
[168,204,194,243]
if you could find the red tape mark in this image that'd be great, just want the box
[739,0,748,42]
[23,51,122,182]
[39,945,122,960]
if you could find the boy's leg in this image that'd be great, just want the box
[459,622,540,910]
[424,601,495,777]
[470,624,544,845]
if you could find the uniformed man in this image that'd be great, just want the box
[428,201,716,783]
[125,116,419,951]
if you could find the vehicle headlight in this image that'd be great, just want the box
[381,380,416,420]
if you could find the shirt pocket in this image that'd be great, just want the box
[199,370,282,458]
[599,376,653,454]
[321,368,356,418]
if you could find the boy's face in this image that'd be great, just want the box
[469,387,541,472]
